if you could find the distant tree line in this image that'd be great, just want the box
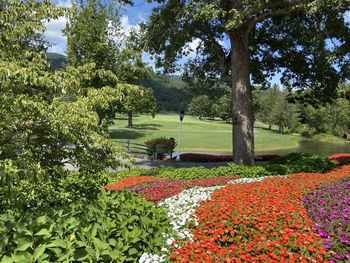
[188,83,350,138]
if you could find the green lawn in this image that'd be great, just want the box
[110,113,350,156]
[109,113,305,154]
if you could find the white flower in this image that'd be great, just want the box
[139,175,289,262]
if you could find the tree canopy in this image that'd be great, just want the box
[142,0,350,164]
[0,0,129,181]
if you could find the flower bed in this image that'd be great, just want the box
[178,153,280,162]
[302,178,350,262]
[170,165,350,262]
[104,176,166,191]
[328,153,350,165]
[130,177,239,203]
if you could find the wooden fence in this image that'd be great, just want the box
[114,140,151,158]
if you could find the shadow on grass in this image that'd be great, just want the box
[115,117,129,121]
[109,129,145,140]
[255,126,286,135]
[132,123,162,130]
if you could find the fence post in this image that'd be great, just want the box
[126,140,130,151]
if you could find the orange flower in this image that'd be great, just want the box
[104,176,166,191]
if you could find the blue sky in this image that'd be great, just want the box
[46,0,158,54]
[45,1,350,85]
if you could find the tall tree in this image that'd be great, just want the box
[188,95,212,119]
[64,0,119,88]
[64,0,152,126]
[0,0,127,178]
[143,0,350,164]
[271,92,299,134]
[255,84,280,129]
[118,85,157,128]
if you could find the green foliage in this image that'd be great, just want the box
[145,0,349,101]
[215,93,232,122]
[46,53,66,70]
[271,92,299,134]
[140,74,190,112]
[118,153,336,180]
[0,0,129,179]
[268,152,336,173]
[188,95,212,119]
[145,137,175,158]
[0,191,171,262]
[0,171,115,213]
[119,84,157,117]
[254,86,299,133]
[64,0,118,73]
[301,98,350,136]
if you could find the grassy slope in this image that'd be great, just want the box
[109,113,301,154]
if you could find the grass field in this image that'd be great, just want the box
[109,112,350,155]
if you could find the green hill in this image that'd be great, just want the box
[46,52,66,70]
[140,73,191,112]
[45,53,190,110]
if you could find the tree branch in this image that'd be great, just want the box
[246,0,308,33]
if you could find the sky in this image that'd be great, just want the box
[45,1,350,85]
[45,0,159,55]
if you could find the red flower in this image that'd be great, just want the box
[170,165,350,262]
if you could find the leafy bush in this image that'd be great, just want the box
[0,191,171,262]
[116,153,336,180]
[268,152,336,173]
[0,171,117,213]
[145,137,175,159]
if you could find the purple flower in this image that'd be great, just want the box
[323,242,331,249]
[319,207,327,213]
[318,229,329,238]
[303,177,350,261]
[335,254,343,259]
[319,199,327,205]
[340,234,349,244]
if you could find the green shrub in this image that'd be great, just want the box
[227,164,272,178]
[268,152,336,173]
[0,191,171,262]
[115,153,336,181]
[145,137,175,158]
[0,171,118,213]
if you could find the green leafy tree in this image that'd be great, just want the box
[0,0,128,181]
[188,95,212,119]
[303,98,350,136]
[64,0,118,72]
[271,92,299,134]
[216,93,232,122]
[143,0,350,164]
[118,85,157,128]
[64,0,153,126]
[255,85,281,129]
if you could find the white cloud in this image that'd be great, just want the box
[182,38,203,59]
[119,15,142,36]
[44,16,67,55]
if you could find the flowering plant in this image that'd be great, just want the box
[170,165,350,262]
[328,153,350,165]
[303,178,350,262]
[104,176,166,191]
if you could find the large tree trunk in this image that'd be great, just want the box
[128,110,133,128]
[230,30,254,165]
